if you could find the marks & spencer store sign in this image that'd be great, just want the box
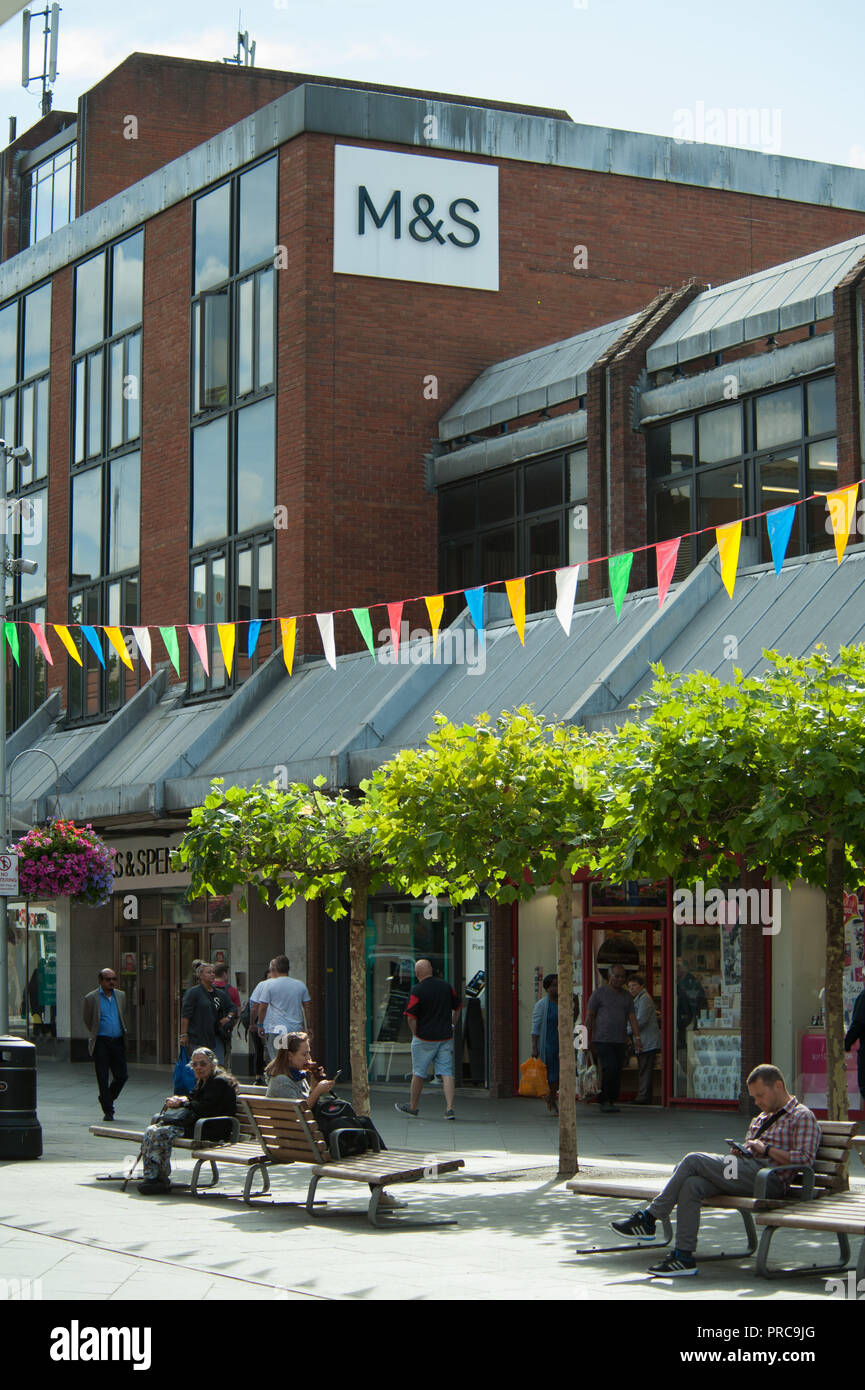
[333,145,499,292]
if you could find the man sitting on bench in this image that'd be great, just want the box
[610,1063,820,1277]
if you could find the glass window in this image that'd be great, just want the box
[524,457,563,512]
[19,488,46,602]
[201,291,229,408]
[807,377,835,436]
[195,183,231,292]
[527,516,560,613]
[87,352,103,459]
[257,270,274,390]
[237,278,254,398]
[807,438,839,554]
[34,377,48,478]
[674,919,741,1101]
[73,361,86,463]
[71,469,102,582]
[109,341,125,449]
[697,405,742,464]
[236,398,275,533]
[0,303,16,390]
[697,463,743,555]
[23,284,51,377]
[477,471,514,525]
[127,334,141,442]
[757,453,801,561]
[238,158,277,272]
[74,254,106,354]
[111,232,144,335]
[479,526,515,582]
[755,386,802,450]
[648,417,694,478]
[567,447,587,500]
[21,143,76,248]
[192,416,228,546]
[107,452,140,572]
[440,483,475,533]
[653,482,693,582]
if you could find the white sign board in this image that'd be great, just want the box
[333,145,499,292]
[0,852,19,896]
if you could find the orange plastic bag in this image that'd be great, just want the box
[518,1056,549,1097]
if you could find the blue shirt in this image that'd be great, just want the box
[97,988,123,1038]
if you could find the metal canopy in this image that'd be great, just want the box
[647,233,865,370]
[438,316,636,441]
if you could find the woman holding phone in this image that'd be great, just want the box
[264,1031,336,1106]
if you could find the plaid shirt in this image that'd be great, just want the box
[745,1095,820,1186]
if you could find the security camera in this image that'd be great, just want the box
[12,557,38,574]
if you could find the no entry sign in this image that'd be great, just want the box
[0,853,19,896]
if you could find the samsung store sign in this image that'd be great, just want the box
[333,145,499,292]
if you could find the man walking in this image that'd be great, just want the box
[395,959,461,1119]
[610,1064,820,1276]
[180,962,237,1065]
[83,968,129,1121]
[586,964,642,1113]
[627,973,660,1104]
[251,955,311,1061]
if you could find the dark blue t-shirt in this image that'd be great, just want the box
[405,977,460,1041]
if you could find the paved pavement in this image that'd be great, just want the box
[1,1059,862,1303]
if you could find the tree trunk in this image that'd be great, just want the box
[556,867,579,1177]
[348,873,371,1117]
[824,839,849,1121]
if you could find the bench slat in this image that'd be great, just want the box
[314,1157,465,1183]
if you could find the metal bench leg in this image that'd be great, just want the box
[243,1162,271,1204]
[368,1185,385,1228]
[698,1209,758,1263]
[306,1173,322,1215]
[190,1159,220,1196]
[576,1213,673,1255]
[756,1224,852,1280]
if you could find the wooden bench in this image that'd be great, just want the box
[567,1120,858,1263]
[90,1084,267,1195]
[853,1135,865,1170]
[754,1192,865,1280]
[244,1095,466,1227]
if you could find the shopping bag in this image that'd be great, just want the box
[518,1056,549,1097]
[576,1053,600,1100]
[173,1046,196,1096]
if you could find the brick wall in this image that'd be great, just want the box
[832,253,865,490]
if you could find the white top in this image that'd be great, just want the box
[256,975,310,1035]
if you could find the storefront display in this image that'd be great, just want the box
[7,903,57,1037]
[674,920,742,1100]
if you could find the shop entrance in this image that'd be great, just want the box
[586,920,664,1104]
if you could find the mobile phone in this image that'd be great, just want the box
[331,1069,342,1083]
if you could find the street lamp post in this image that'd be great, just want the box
[0,438,37,1035]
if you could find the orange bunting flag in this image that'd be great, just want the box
[187,625,210,675]
[54,624,82,666]
[505,577,526,645]
[425,595,444,653]
[104,626,134,670]
[217,623,236,676]
[28,622,54,665]
[716,521,742,599]
[825,484,859,565]
[280,617,297,674]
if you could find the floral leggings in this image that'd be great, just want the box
[141,1121,187,1181]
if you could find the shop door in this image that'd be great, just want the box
[587,922,663,1103]
[117,930,159,1064]
[168,927,205,1063]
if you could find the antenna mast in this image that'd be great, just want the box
[223,13,256,67]
[22,5,61,118]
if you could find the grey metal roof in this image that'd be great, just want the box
[439,316,636,440]
[647,234,865,370]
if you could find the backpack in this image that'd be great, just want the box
[312,1094,386,1159]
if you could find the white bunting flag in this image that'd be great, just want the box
[554,565,580,636]
[315,612,337,669]
[132,626,153,671]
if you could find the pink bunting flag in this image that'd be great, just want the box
[187,624,210,675]
[28,622,54,665]
[655,537,681,608]
[386,601,404,660]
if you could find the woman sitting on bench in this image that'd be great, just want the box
[265,1032,335,1107]
[137,1048,238,1195]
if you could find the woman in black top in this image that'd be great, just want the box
[137,1048,238,1194]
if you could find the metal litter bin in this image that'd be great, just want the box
[0,1035,42,1158]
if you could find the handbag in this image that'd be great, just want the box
[153,1105,195,1135]
[173,1046,196,1096]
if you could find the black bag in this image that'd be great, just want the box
[153,1105,195,1135]
[313,1094,386,1159]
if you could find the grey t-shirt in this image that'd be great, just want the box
[266,1071,310,1101]
[586,985,634,1044]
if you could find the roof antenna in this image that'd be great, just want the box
[224,12,256,67]
[22,5,61,118]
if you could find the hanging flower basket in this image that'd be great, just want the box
[11,820,116,907]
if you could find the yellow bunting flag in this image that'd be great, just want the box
[103,626,134,670]
[217,623,236,676]
[425,594,444,653]
[716,521,742,599]
[280,617,297,674]
[54,624,83,665]
[825,484,859,565]
[505,577,526,646]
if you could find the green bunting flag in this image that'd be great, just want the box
[352,607,376,661]
[3,621,20,665]
[608,552,634,622]
[159,625,181,676]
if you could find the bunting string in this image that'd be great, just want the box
[8,482,861,674]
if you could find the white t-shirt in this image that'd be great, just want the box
[257,975,310,1035]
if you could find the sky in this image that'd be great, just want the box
[0,0,863,168]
